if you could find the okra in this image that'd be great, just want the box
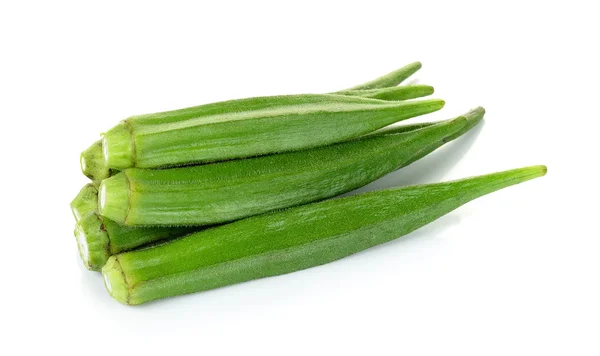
[81,61,427,181]
[102,165,547,305]
[102,95,444,170]
[74,115,477,269]
[99,108,483,226]
[71,184,197,270]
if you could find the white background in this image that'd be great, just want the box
[1,1,598,355]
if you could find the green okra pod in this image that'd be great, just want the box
[102,165,547,305]
[102,95,444,170]
[81,61,428,181]
[99,108,483,226]
[71,184,197,270]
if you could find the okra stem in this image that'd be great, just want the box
[80,141,111,185]
[99,108,481,226]
[71,184,197,270]
[70,184,99,222]
[102,165,546,305]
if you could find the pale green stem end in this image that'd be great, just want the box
[75,212,110,271]
[81,140,111,183]
[98,172,131,225]
[103,256,130,304]
[70,184,98,222]
[103,121,135,170]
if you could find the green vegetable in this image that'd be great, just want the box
[75,113,478,269]
[102,95,444,170]
[102,165,547,305]
[98,108,483,226]
[71,184,197,270]
[81,61,426,181]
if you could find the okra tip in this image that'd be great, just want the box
[458,106,485,130]
[464,106,485,119]
[347,61,423,90]
[80,140,111,183]
[75,213,110,271]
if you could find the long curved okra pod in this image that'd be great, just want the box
[71,184,197,270]
[81,61,428,181]
[101,95,444,170]
[99,108,483,226]
[103,165,547,305]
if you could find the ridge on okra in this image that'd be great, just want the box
[102,165,547,305]
[70,184,198,271]
[98,107,484,227]
[80,61,433,181]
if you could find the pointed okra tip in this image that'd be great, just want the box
[102,256,131,305]
[464,106,485,120]
[535,165,548,176]
[409,61,422,71]
[440,106,486,142]
[500,165,548,185]
[460,106,485,130]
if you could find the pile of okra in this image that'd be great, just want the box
[71,62,546,305]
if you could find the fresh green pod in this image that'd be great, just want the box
[335,85,434,101]
[99,108,483,226]
[102,165,547,305]
[81,61,426,181]
[81,86,435,182]
[101,95,444,170]
[71,184,197,270]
